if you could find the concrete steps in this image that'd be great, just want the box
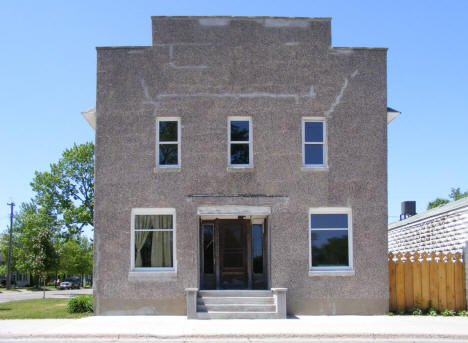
[198,296,274,305]
[199,290,271,297]
[195,290,278,319]
[195,311,278,319]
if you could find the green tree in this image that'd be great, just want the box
[0,142,94,285]
[0,233,15,277]
[59,238,93,278]
[12,203,59,286]
[30,142,94,237]
[449,187,468,201]
[427,198,450,209]
[427,187,468,209]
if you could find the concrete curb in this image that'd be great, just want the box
[1,316,468,342]
[2,332,468,341]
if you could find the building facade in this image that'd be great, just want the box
[90,16,393,316]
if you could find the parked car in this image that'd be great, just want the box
[59,281,72,290]
[59,277,81,290]
[67,277,81,289]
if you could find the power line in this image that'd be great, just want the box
[6,202,14,290]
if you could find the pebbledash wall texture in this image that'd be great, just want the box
[94,16,389,315]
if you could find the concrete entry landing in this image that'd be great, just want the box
[186,288,287,319]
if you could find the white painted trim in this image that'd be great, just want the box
[308,270,355,277]
[153,167,181,173]
[301,166,329,172]
[130,208,177,273]
[252,218,265,225]
[81,106,96,130]
[308,207,353,272]
[302,117,327,168]
[228,116,253,168]
[156,117,181,169]
[128,271,177,282]
[387,110,401,124]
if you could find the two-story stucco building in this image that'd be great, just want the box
[84,16,398,318]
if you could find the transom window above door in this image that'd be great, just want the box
[156,117,181,168]
[228,117,252,168]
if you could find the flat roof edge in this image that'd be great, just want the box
[333,47,388,51]
[151,16,332,21]
[96,46,150,51]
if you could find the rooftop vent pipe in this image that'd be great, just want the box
[400,201,416,220]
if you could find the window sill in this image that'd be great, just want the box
[308,270,355,277]
[128,270,177,282]
[153,167,181,173]
[227,167,254,172]
[301,166,329,172]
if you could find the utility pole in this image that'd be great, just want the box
[6,202,14,289]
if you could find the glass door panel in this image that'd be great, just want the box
[252,222,267,289]
[219,221,247,289]
[201,223,215,289]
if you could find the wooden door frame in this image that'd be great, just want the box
[199,217,269,290]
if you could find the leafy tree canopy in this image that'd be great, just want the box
[12,203,59,280]
[58,238,93,277]
[427,187,468,210]
[30,142,94,237]
[0,142,94,283]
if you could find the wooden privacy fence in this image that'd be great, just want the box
[388,252,466,312]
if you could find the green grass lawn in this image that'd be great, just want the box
[0,287,20,293]
[0,299,92,319]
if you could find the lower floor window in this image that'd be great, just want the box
[309,208,352,270]
[132,209,175,269]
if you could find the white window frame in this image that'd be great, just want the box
[308,207,353,273]
[156,117,181,169]
[302,117,327,169]
[228,116,253,168]
[130,208,177,273]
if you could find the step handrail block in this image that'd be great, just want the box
[185,288,199,319]
[271,288,288,319]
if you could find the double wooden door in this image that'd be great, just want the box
[200,219,267,290]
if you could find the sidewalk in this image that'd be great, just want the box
[0,315,468,342]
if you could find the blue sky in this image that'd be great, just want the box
[1,0,467,233]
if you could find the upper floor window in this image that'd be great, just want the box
[302,118,327,168]
[131,208,176,271]
[228,117,252,168]
[156,117,180,168]
[309,208,353,271]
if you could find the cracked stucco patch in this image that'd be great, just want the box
[140,69,358,117]
[167,45,208,70]
[324,69,359,117]
[140,78,317,115]
[141,79,159,116]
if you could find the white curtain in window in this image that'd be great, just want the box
[151,215,173,267]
